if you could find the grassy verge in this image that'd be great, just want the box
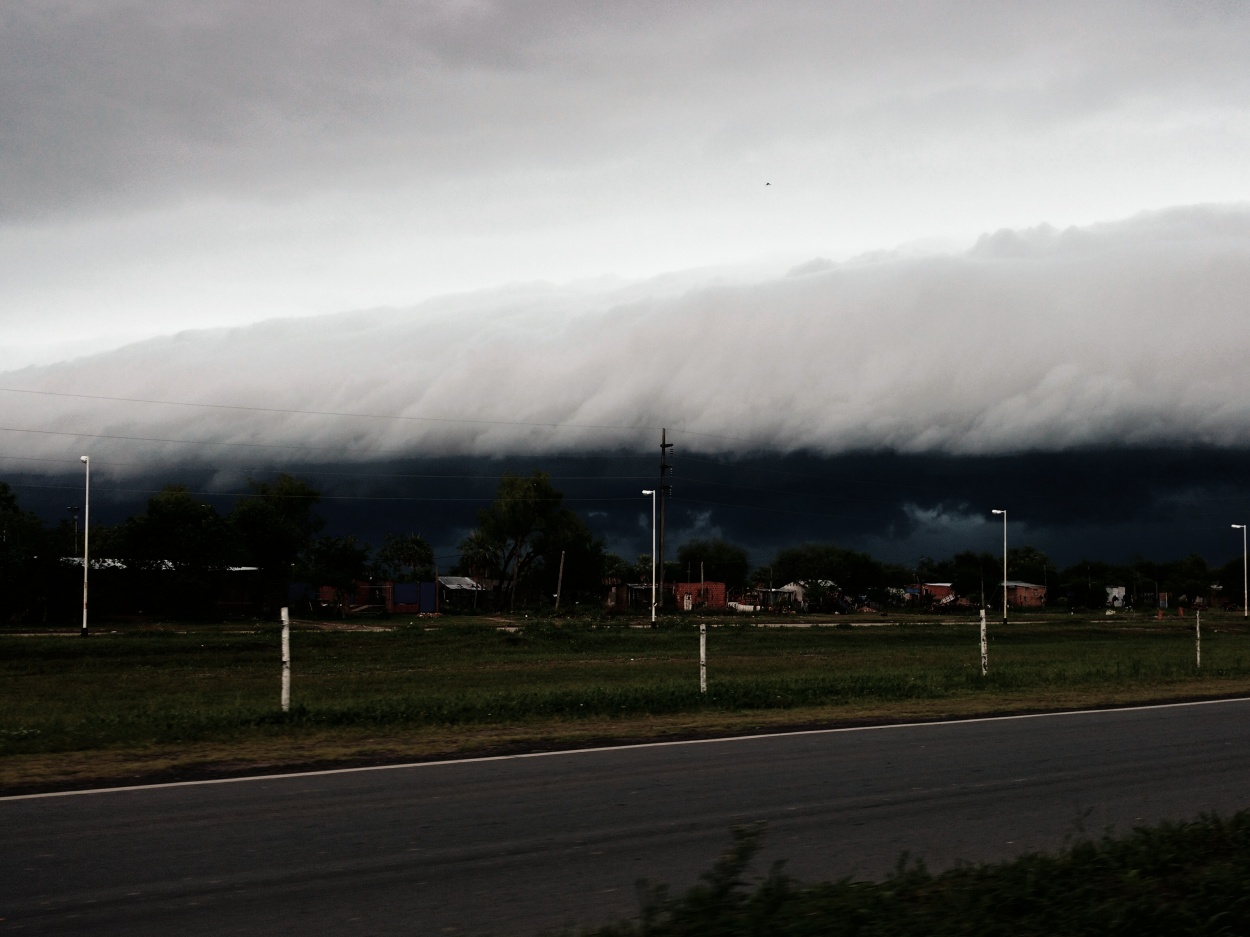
[586,813,1250,936]
[2,611,1248,792]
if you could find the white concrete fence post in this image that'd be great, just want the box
[980,607,988,677]
[281,607,291,713]
[699,621,707,694]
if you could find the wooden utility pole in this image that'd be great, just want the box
[658,428,673,607]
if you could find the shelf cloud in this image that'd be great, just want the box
[3,204,1250,473]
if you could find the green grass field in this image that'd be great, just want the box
[2,610,1248,791]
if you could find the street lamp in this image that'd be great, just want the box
[1233,524,1248,619]
[80,455,90,638]
[991,509,1007,624]
[642,489,656,624]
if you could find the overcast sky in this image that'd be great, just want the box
[4,0,1250,370]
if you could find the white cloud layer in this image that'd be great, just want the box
[3,205,1250,474]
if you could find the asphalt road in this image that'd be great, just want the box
[5,698,1250,936]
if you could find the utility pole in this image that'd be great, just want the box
[658,429,673,608]
[554,550,565,612]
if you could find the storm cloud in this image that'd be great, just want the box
[4,205,1250,475]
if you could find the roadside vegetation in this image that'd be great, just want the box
[3,611,1249,792]
[583,813,1250,936]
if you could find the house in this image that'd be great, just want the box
[669,581,727,610]
[778,580,838,610]
[906,582,955,605]
[605,580,655,611]
[742,586,793,610]
[1002,580,1047,608]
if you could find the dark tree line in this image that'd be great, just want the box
[3,471,1247,624]
[0,475,428,622]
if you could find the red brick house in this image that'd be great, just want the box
[670,581,728,610]
[1002,580,1047,608]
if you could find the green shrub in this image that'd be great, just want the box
[587,813,1250,936]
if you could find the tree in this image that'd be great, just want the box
[770,543,888,599]
[115,486,233,573]
[301,535,372,617]
[0,482,51,624]
[457,528,507,582]
[1058,559,1126,609]
[230,474,323,608]
[675,539,750,590]
[1215,555,1246,609]
[111,485,235,618]
[602,552,632,584]
[537,510,610,607]
[459,471,571,610]
[1006,545,1055,587]
[934,551,998,606]
[375,533,435,583]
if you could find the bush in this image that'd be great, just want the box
[587,812,1250,936]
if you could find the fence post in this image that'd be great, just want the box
[699,621,707,693]
[281,607,291,713]
[980,607,988,676]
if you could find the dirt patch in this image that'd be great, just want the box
[288,620,396,632]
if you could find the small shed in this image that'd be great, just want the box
[439,575,485,610]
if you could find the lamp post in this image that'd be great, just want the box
[642,489,656,624]
[991,509,1007,624]
[1233,524,1248,619]
[80,455,90,638]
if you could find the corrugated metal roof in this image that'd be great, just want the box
[439,576,484,591]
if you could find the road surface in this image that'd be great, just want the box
[4,698,1250,935]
